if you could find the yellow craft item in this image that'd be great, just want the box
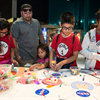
[46,85,54,88]
[50,75,53,77]
[53,61,55,63]
[6,72,10,76]
[32,73,36,75]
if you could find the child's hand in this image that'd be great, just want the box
[29,65,37,71]
[54,62,63,71]
[50,60,56,70]
[15,55,22,64]
[11,60,18,66]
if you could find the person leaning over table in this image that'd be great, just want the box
[80,9,100,70]
[11,4,45,67]
[49,12,82,71]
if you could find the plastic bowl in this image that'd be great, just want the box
[70,67,81,75]
[0,64,12,80]
[0,64,15,94]
[0,78,15,94]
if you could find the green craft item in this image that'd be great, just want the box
[10,75,16,81]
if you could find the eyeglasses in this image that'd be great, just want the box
[22,9,32,12]
[0,31,8,34]
[62,26,73,31]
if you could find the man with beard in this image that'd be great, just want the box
[11,4,45,67]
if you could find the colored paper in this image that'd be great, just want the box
[46,85,54,88]
[16,67,25,77]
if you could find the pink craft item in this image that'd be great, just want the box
[42,78,62,86]
[18,77,26,84]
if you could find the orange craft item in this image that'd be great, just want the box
[11,71,17,75]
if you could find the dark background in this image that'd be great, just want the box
[17,0,49,23]
[0,0,100,34]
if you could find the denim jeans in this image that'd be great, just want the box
[56,58,74,69]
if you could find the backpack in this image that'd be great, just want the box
[56,34,75,43]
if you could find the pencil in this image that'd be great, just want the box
[60,82,63,87]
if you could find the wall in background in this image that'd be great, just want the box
[17,0,49,23]
[88,0,100,27]
[49,0,100,34]
[49,0,75,25]
[49,0,83,27]
[0,0,100,35]
[0,0,12,19]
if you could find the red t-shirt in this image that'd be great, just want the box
[51,32,82,66]
[95,29,100,69]
[0,35,15,61]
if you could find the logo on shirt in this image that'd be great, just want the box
[57,43,68,56]
[0,41,8,55]
[91,36,96,42]
[96,40,100,47]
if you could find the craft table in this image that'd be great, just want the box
[0,68,100,100]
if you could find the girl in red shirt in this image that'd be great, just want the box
[0,18,18,65]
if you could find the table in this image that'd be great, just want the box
[0,68,100,100]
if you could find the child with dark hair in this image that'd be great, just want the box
[50,12,82,71]
[90,23,98,30]
[0,18,18,65]
[30,43,49,70]
[80,9,100,70]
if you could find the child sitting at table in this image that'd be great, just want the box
[49,12,82,71]
[29,43,49,71]
[0,18,18,65]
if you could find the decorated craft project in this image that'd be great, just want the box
[16,67,31,77]
[35,88,49,97]
[52,73,61,77]
[59,75,98,100]
[59,81,94,99]
[71,81,94,90]
[11,67,19,76]
[50,72,67,78]
[18,72,38,84]
[42,78,62,86]
[76,90,90,97]
[16,67,26,77]
[94,83,100,86]
[43,70,68,79]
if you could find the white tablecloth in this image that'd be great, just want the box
[0,68,100,100]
